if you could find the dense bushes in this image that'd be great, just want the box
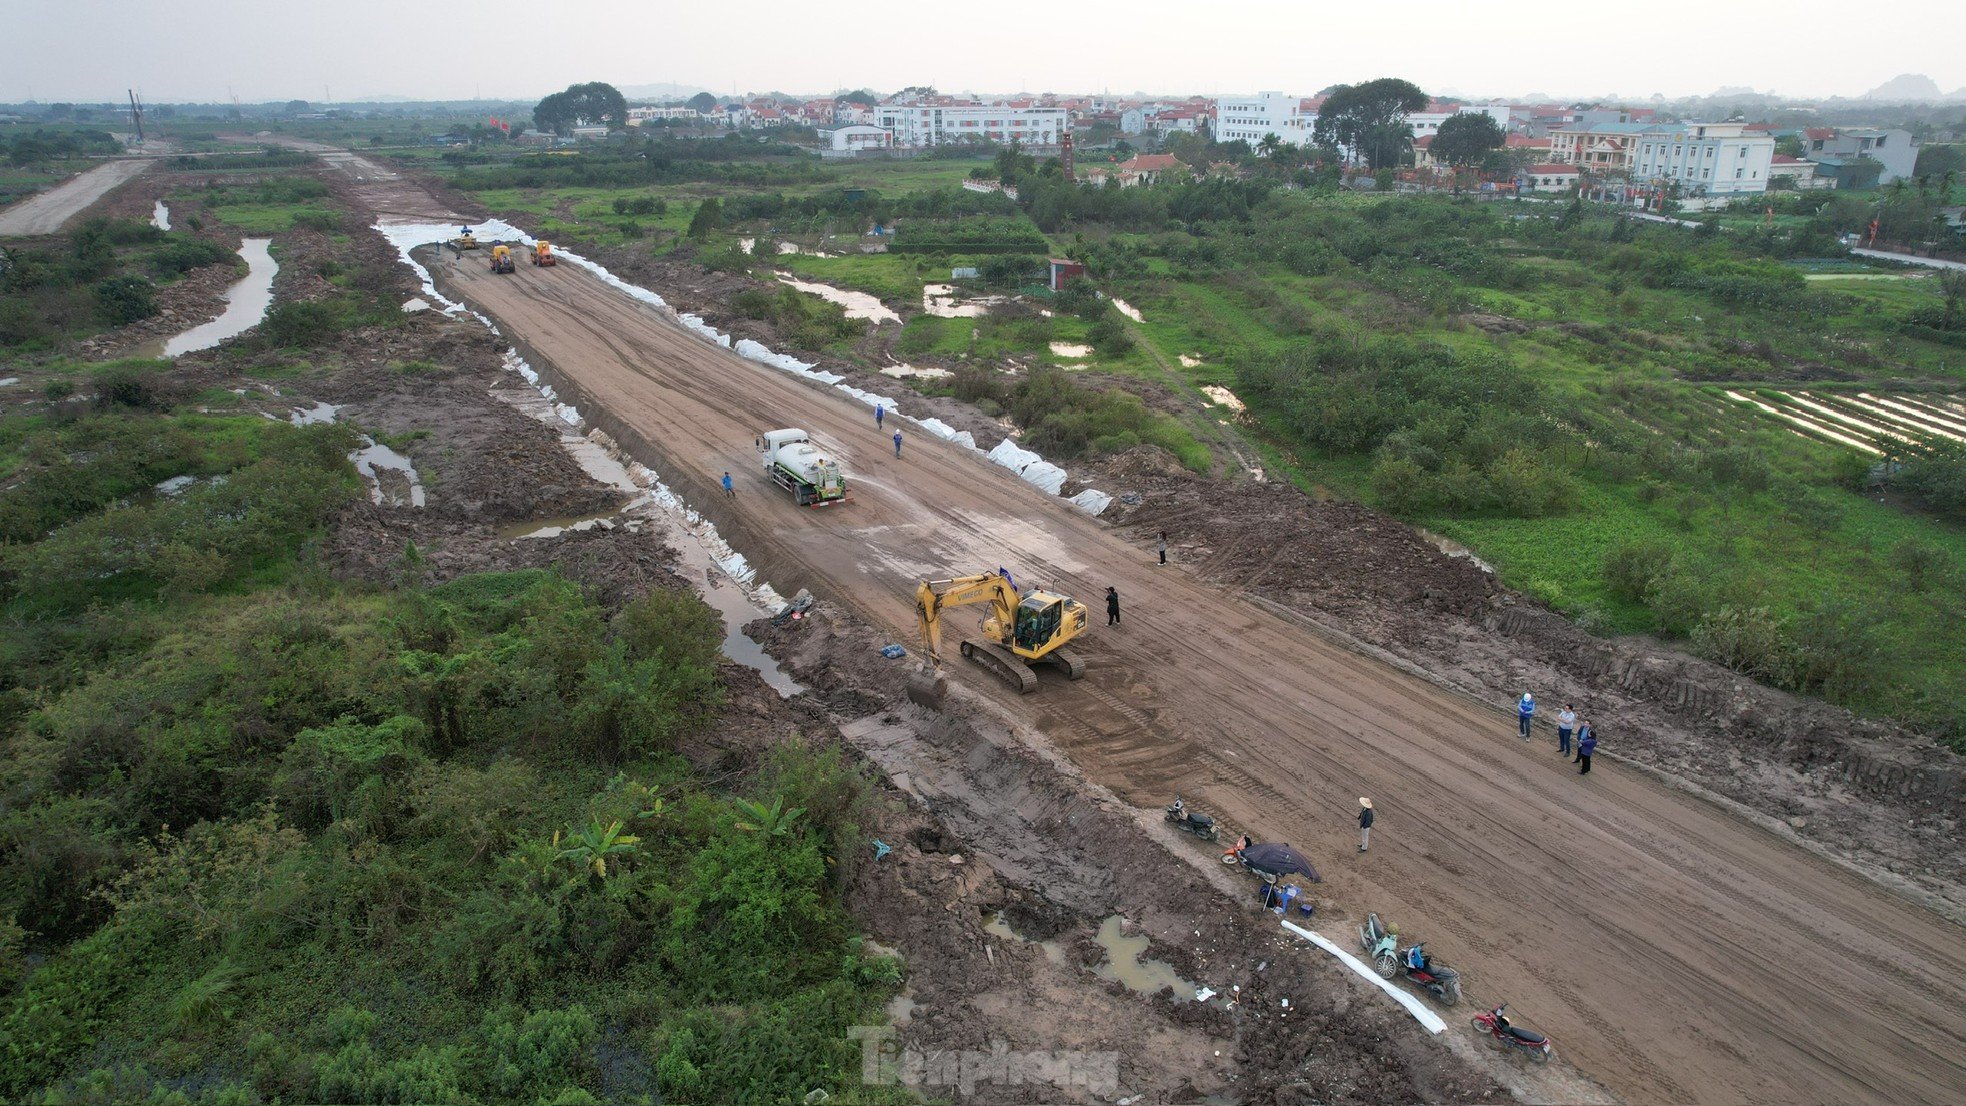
[0,221,238,348]
[952,365,1206,468]
[728,285,861,350]
[1241,334,1578,516]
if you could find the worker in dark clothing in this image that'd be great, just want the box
[875,403,886,430]
[892,430,903,458]
[1157,531,1169,566]
[1105,586,1120,627]
[1358,797,1374,852]
[1576,726,1598,775]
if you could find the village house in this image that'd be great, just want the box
[1519,162,1580,193]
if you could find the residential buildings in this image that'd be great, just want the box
[819,125,894,153]
[1802,127,1918,185]
[1768,154,1824,189]
[872,99,1067,148]
[1082,154,1189,188]
[626,106,700,126]
[1406,102,1512,139]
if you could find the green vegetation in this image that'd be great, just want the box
[0,402,907,1102]
[413,129,1966,738]
[0,217,242,351]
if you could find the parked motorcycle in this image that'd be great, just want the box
[1471,1004,1553,1063]
[1164,797,1220,842]
[1358,912,1462,1006]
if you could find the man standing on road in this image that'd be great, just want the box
[875,403,885,430]
[1105,586,1121,627]
[1357,797,1374,852]
[722,471,734,500]
[1157,531,1169,566]
[892,430,903,458]
[1556,703,1577,757]
[1517,692,1535,740]
[1577,724,1597,775]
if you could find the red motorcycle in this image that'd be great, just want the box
[1470,1004,1553,1064]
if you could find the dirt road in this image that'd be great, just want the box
[0,158,152,237]
[433,251,1966,1104]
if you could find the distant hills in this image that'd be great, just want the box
[1862,74,1966,102]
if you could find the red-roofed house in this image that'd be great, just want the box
[1769,154,1821,188]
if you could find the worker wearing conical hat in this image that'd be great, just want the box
[1357,797,1374,853]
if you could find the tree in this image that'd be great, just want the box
[685,91,718,115]
[1312,78,1429,169]
[836,89,878,106]
[687,198,722,238]
[532,82,628,135]
[1431,112,1506,169]
[732,796,806,838]
[1256,133,1284,160]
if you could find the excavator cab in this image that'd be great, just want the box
[1013,594,1064,651]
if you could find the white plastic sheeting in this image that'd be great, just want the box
[1279,920,1445,1034]
[1068,489,1115,515]
[371,217,1111,515]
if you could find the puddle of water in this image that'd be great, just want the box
[402,297,432,313]
[1110,297,1143,322]
[155,475,197,497]
[500,391,803,698]
[351,438,426,508]
[983,912,1068,966]
[494,510,622,541]
[877,363,951,380]
[1049,342,1091,359]
[1088,915,1199,1001]
[0,377,19,387]
[151,200,171,231]
[1200,385,1245,414]
[1417,528,1495,573]
[738,237,756,252]
[138,238,277,358]
[1179,354,1202,368]
[290,401,340,426]
[777,274,901,324]
[921,283,990,318]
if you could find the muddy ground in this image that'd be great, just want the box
[0,174,1526,1103]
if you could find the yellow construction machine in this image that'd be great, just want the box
[531,240,557,267]
[454,226,479,250]
[908,570,1087,704]
[489,243,516,274]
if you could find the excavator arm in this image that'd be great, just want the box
[914,572,1019,671]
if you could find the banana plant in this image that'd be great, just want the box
[555,819,641,878]
[732,796,806,837]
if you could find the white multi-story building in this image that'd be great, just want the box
[626,106,700,126]
[872,102,1067,148]
[1213,92,1313,146]
[1406,103,1512,139]
[1630,122,1774,195]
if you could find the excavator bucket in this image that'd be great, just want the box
[905,669,948,709]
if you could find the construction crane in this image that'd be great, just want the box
[127,90,144,146]
[908,570,1087,704]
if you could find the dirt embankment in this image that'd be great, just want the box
[83,208,1514,1104]
[756,605,1510,1106]
[1095,446,1965,911]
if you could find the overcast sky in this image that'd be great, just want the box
[10,0,1963,105]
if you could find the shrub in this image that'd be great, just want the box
[1602,540,1676,604]
[91,276,157,325]
[149,236,234,277]
[258,300,343,348]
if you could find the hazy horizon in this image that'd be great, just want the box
[10,0,1963,106]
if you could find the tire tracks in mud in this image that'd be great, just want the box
[401,218,1966,1105]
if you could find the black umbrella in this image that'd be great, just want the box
[1242,842,1320,883]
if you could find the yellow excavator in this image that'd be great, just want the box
[908,570,1087,704]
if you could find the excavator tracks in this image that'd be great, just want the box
[1048,647,1086,680]
[960,640,1040,693]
